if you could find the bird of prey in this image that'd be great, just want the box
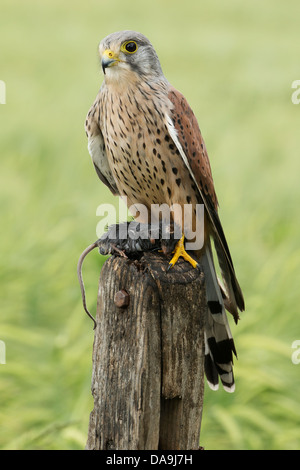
[85,30,245,392]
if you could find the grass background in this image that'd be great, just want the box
[1,0,300,450]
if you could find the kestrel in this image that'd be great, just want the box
[85,30,245,392]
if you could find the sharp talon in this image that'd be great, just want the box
[168,235,199,269]
[167,263,173,272]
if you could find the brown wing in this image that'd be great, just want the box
[168,87,218,211]
[168,86,245,314]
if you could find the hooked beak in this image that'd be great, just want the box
[101,49,120,74]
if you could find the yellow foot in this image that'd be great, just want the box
[167,235,199,271]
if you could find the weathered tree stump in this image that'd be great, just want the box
[86,251,206,450]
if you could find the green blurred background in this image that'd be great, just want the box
[1,0,300,450]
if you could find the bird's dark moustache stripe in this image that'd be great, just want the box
[129,62,143,75]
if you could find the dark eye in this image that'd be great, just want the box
[123,41,138,54]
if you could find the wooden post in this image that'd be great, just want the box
[85,251,206,450]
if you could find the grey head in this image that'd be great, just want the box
[99,30,164,79]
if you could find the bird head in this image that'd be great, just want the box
[99,30,163,81]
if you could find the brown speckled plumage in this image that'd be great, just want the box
[85,30,244,392]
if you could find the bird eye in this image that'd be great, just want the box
[122,41,138,54]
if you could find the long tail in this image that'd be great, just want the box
[213,236,245,323]
[201,242,237,392]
